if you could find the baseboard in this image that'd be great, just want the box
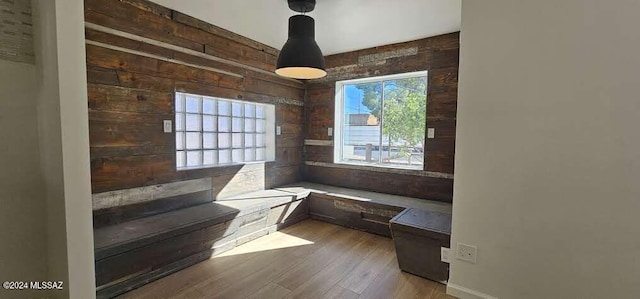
[447,283,498,299]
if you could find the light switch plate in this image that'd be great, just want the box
[427,128,435,139]
[276,126,282,135]
[328,127,333,137]
[163,120,172,133]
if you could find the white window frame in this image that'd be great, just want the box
[175,92,276,170]
[334,70,428,170]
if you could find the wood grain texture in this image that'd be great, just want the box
[93,202,239,259]
[116,220,455,299]
[88,84,173,114]
[246,283,291,299]
[92,189,214,228]
[170,11,279,57]
[304,32,459,200]
[306,188,421,237]
[95,193,310,298]
[95,219,233,287]
[390,208,451,283]
[91,178,211,210]
[85,0,305,194]
[305,164,454,202]
[278,181,452,214]
[85,0,278,73]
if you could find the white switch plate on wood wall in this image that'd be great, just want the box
[163,120,172,133]
[427,128,435,139]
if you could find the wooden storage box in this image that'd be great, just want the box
[389,208,452,283]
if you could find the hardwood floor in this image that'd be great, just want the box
[118,220,455,299]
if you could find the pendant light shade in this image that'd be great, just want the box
[276,15,326,79]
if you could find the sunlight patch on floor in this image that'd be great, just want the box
[214,231,314,258]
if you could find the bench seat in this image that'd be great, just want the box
[277,182,452,214]
[93,181,451,298]
[282,182,453,282]
[94,188,309,298]
[278,182,451,237]
[94,202,238,260]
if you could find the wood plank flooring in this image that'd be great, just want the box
[118,220,455,299]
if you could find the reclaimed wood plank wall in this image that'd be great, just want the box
[85,0,458,214]
[84,0,305,213]
[303,33,460,202]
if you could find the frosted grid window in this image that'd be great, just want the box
[175,93,275,169]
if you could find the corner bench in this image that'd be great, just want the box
[94,181,452,298]
[277,182,452,237]
[279,182,453,283]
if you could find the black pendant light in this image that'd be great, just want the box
[275,0,327,79]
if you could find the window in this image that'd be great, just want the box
[334,71,428,170]
[175,92,275,169]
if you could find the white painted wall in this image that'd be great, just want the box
[33,0,95,298]
[0,60,47,299]
[450,1,640,298]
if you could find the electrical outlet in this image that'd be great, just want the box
[328,127,333,137]
[456,243,477,264]
[441,247,451,263]
[276,126,282,135]
[163,120,172,133]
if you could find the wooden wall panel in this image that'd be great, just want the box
[305,145,333,164]
[304,33,459,201]
[85,0,305,200]
[170,11,279,56]
[89,111,174,148]
[86,0,457,207]
[88,84,173,114]
[85,0,278,72]
[305,165,454,202]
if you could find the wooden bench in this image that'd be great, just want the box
[93,181,452,297]
[277,182,452,237]
[93,189,309,298]
[279,182,453,283]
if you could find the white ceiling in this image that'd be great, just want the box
[150,0,461,56]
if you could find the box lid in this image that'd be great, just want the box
[390,208,451,239]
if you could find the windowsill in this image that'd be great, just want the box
[337,161,423,171]
[177,160,272,171]
[305,161,454,179]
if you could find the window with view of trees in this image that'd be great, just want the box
[175,92,276,170]
[334,71,428,170]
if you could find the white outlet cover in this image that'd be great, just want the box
[456,243,477,264]
[427,128,435,139]
[163,120,172,133]
[276,126,282,135]
[328,127,333,137]
[441,247,451,263]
